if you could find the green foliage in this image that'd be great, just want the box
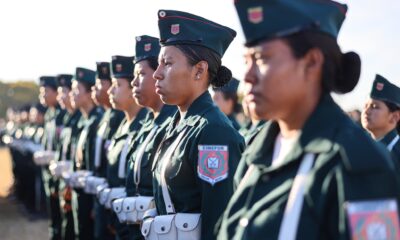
[0,80,39,118]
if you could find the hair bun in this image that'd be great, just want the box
[212,65,232,88]
[334,51,361,94]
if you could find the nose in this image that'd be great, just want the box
[153,65,163,81]
[132,76,138,88]
[244,59,257,85]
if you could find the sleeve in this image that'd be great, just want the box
[192,124,245,240]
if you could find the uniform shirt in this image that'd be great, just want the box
[228,114,241,131]
[94,108,124,177]
[57,110,82,162]
[126,105,177,197]
[217,94,400,240]
[42,105,66,151]
[106,108,147,187]
[74,106,103,171]
[152,91,245,240]
[378,128,400,171]
[239,120,267,146]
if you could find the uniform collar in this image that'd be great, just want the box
[154,105,177,126]
[247,94,342,167]
[379,128,399,146]
[168,91,215,135]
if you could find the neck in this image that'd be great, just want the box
[277,92,321,138]
[150,101,164,119]
[178,89,206,119]
[124,104,141,122]
[369,127,396,140]
[80,101,95,118]
[66,106,74,114]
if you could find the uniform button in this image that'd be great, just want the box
[262,174,270,182]
[239,217,249,227]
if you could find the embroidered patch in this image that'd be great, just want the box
[248,7,263,24]
[345,199,400,240]
[376,82,384,91]
[102,66,108,75]
[171,24,180,35]
[144,43,152,52]
[198,145,228,185]
[116,64,123,72]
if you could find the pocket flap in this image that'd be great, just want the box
[123,197,136,213]
[141,217,154,237]
[175,213,201,231]
[109,188,126,201]
[135,196,155,212]
[99,188,111,205]
[112,198,124,213]
[154,215,175,234]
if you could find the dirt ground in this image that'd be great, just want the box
[0,147,48,240]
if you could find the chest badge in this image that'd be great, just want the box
[198,145,229,186]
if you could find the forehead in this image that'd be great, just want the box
[245,38,290,56]
[160,45,183,59]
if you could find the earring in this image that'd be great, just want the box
[196,75,200,80]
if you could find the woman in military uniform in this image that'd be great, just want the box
[70,67,104,240]
[217,1,400,239]
[212,78,242,130]
[113,35,176,240]
[56,74,82,240]
[362,74,400,165]
[102,55,147,238]
[142,10,245,240]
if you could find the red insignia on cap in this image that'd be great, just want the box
[248,7,263,24]
[78,71,84,78]
[116,64,123,72]
[102,67,108,74]
[60,78,65,85]
[198,145,229,185]
[376,82,384,91]
[171,24,180,35]
[144,43,152,52]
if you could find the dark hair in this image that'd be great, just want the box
[174,44,232,88]
[221,91,241,114]
[283,31,361,94]
[383,100,400,113]
[146,56,159,71]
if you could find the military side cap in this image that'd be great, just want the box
[96,62,112,81]
[157,9,237,57]
[74,67,96,86]
[39,76,58,90]
[56,74,73,88]
[111,55,135,79]
[370,74,400,107]
[234,0,347,47]
[214,77,240,93]
[135,35,161,64]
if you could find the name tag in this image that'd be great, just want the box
[345,199,400,240]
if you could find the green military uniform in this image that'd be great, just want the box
[92,61,125,240]
[125,104,177,239]
[239,120,267,146]
[152,91,245,240]
[54,73,81,240]
[369,74,400,166]
[214,78,241,131]
[40,76,66,240]
[71,67,104,240]
[152,10,244,240]
[218,1,400,239]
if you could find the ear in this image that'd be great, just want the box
[390,110,400,124]
[193,60,208,81]
[302,48,324,81]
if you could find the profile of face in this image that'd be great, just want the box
[132,60,159,108]
[57,86,72,110]
[212,91,233,115]
[91,79,112,106]
[361,98,399,133]
[108,78,135,111]
[243,39,316,120]
[153,46,198,106]
[29,107,44,124]
[39,86,58,107]
[70,81,91,109]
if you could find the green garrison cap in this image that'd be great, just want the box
[370,74,400,107]
[157,9,237,57]
[214,77,240,93]
[96,62,112,81]
[56,74,73,88]
[74,67,96,86]
[134,35,161,64]
[111,55,135,79]
[234,0,347,47]
[39,76,58,90]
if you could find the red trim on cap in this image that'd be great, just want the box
[160,15,235,38]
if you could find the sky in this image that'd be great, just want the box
[0,0,399,111]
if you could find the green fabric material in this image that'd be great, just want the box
[74,67,96,86]
[135,35,161,64]
[40,76,58,90]
[96,61,112,81]
[56,74,73,88]
[111,55,135,79]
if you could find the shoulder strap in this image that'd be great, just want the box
[133,125,159,193]
[160,128,187,214]
[278,153,315,240]
[387,135,400,152]
[118,133,135,178]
